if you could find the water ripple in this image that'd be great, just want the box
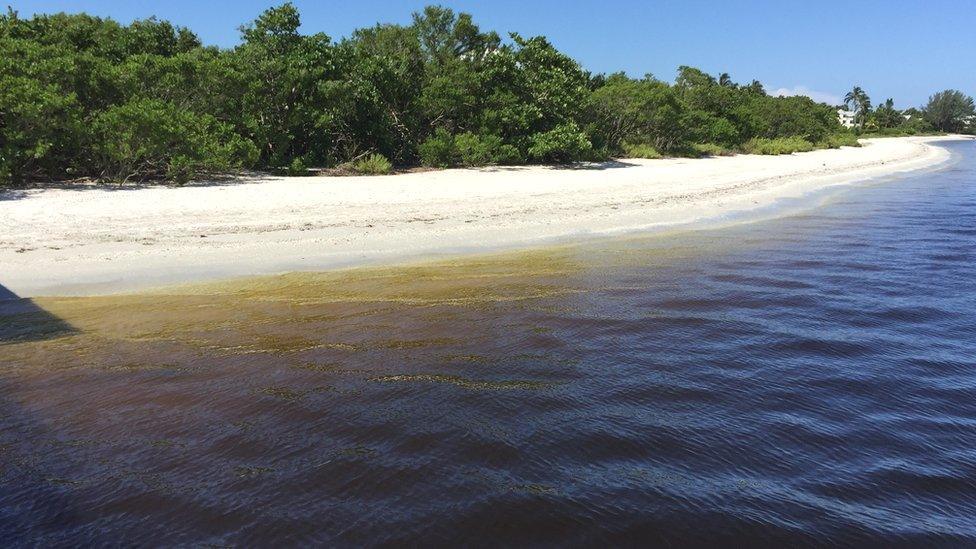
[1,141,975,544]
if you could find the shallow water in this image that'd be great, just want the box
[2,141,975,546]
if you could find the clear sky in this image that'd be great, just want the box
[11,0,976,108]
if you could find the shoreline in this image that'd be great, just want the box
[0,136,964,298]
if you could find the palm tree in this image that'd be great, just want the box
[844,86,861,111]
[844,86,871,128]
[719,73,734,87]
[745,79,766,95]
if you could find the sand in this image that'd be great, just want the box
[0,136,962,297]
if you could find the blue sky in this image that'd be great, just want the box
[11,0,976,107]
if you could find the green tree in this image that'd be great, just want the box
[411,6,498,138]
[527,122,592,163]
[588,74,690,152]
[744,80,766,95]
[924,89,975,133]
[675,66,717,89]
[872,98,903,129]
[475,32,590,161]
[343,23,425,163]
[235,3,347,167]
[0,76,81,185]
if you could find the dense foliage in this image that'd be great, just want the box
[0,4,969,187]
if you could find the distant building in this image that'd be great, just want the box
[837,109,856,128]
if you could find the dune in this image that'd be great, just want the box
[0,136,961,297]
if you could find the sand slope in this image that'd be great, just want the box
[0,136,960,296]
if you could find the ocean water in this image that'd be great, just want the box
[1,140,975,546]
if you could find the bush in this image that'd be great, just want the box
[620,142,732,159]
[91,98,257,183]
[622,142,663,159]
[165,155,195,185]
[856,127,935,138]
[528,123,592,163]
[742,136,815,155]
[419,130,523,168]
[492,143,523,165]
[349,153,392,175]
[818,133,861,149]
[756,95,837,143]
[454,132,522,166]
[692,143,734,156]
[582,147,612,162]
[287,157,308,176]
[699,115,739,147]
[453,132,491,165]
[418,128,458,168]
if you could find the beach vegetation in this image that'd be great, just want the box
[844,86,872,128]
[90,98,257,184]
[348,153,393,175]
[692,143,736,156]
[621,142,734,159]
[419,130,523,167]
[818,133,861,149]
[455,133,522,166]
[287,158,309,176]
[419,129,459,168]
[0,74,81,186]
[621,143,664,159]
[842,90,961,137]
[0,4,966,187]
[527,123,593,163]
[923,90,976,133]
[873,98,903,129]
[742,137,816,155]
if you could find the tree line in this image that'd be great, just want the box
[842,86,974,135]
[1,4,973,187]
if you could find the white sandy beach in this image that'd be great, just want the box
[0,136,962,297]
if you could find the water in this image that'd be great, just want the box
[2,141,975,546]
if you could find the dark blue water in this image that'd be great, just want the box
[1,140,974,546]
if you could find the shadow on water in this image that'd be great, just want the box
[0,284,88,544]
[0,387,90,545]
[0,283,77,344]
